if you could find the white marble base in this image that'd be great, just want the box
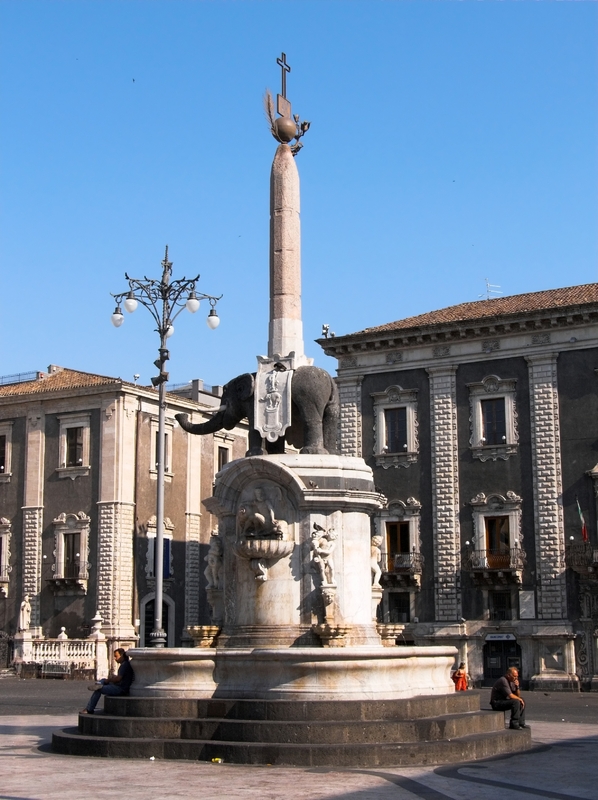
[128,648,218,697]
[128,645,456,700]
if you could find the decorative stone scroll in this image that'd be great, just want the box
[482,340,500,354]
[186,625,221,648]
[311,622,350,647]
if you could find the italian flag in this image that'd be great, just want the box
[576,497,589,543]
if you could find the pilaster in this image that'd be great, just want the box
[183,421,203,631]
[427,366,461,621]
[336,375,364,457]
[96,395,137,641]
[184,514,202,629]
[96,501,135,639]
[21,508,43,635]
[526,354,567,620]
[21,407,45,635]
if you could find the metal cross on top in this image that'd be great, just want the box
[277,52,291,98]
[276,52,292,118]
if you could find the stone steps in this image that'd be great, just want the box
[77,709,503,744]
[52,726,531,767]
[51,692,532,766]
[104,692,481,720]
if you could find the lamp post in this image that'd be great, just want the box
[110,245,222,647]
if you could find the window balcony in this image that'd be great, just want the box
[489,608,514,621]
[64,562,82,580]
[48,562,89,595]
[0,565,10,597]
[381,551,424,589]
[463,547,526,586]
[565,542,598,578]
[48,575,88,595]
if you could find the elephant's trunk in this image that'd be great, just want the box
[175,410,225,436]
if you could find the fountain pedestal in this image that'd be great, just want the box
[205,454,384,651]
[126,454,457,701]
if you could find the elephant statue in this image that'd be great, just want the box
[176,365,339,456]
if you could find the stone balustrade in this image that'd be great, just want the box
[31,638,97,668]
[13,612,110,679]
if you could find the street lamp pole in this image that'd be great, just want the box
[111,246,222,647]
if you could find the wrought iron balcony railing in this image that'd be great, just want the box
[489,608,514,621]
[64,562,81,579]
[463,547,526,572]
[381,552,425,574]
[565,542,598,576]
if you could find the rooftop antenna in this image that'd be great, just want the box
[479,278,502,301]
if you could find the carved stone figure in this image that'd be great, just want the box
[231,483,293,583]
[371,535,383,587]
[176,365,339,456]
[204,534,223,589]
[237,487,286,540]
[311,524,338,585]
[18,594,31,632]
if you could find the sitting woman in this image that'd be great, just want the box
[81,648,134,714]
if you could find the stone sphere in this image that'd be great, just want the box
[274,116,297,143]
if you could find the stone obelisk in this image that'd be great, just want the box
[269,143,304,361]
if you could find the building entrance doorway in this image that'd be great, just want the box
[142,600,170,647]
[482,639,521,686]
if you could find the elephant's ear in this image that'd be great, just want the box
[236,373,255,401]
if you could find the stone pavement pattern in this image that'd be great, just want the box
[0,679,597,799]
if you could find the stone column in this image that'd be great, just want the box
[427,366,461,621]
[336,374,364,457]
[21,407,45,636]
[526,354,567,620]
[269,143,304,360]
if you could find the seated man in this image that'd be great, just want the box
[82,648,134,715]
[490,666,528,730]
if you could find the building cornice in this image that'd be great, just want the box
[0,382,216,416]
[317,303,598,359]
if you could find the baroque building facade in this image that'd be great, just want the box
[0,366,246,661]
[319,284,598,690]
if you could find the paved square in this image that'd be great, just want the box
[1,680,597,799]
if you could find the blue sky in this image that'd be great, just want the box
[1,0,596,388]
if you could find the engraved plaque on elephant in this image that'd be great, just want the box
[254,359,293,442]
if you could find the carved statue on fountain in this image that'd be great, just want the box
[204,533,223,590]
[371,534,383,588]
[233,483,292,583]
[310,524,337,586]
